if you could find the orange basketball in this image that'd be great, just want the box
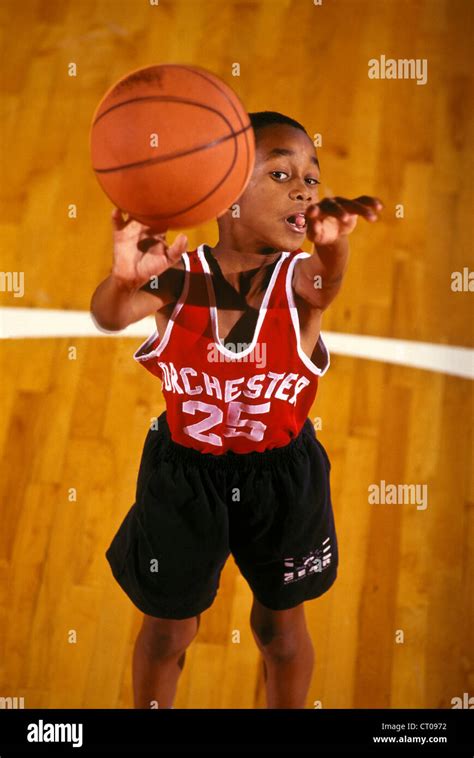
[90,64,255,232]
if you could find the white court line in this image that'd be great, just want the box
[0,307,472,379]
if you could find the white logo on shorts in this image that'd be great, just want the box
[283,537,332,585]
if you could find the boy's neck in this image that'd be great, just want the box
[209,240,282,275]
[205,242,282,297]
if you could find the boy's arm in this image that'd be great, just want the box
[90,208,187,331]
[292,235,350,312]
[292,195,383,311]
[90,261,184,332]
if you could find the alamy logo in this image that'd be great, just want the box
[368,480,428,510]
[368,55,428,85]
[27,719,83,748]
[0,271,24,297]
[207,340,267,369]
[0,696,25,708]
[283,538,332,584]
[451,693,474,708]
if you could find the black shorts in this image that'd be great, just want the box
[105,412,338,619]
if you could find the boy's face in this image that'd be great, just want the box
[220,124,320,253]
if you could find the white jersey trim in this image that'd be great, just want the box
[286,252,330,377]
[133,252,191,362]
[198,244,290,360]
[132,248,330,377]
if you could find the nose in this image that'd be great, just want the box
[289,185,314,202]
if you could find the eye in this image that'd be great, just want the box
[270,171,321,186]
[270,171,289,181]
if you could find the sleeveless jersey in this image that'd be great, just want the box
[133,244,330,455]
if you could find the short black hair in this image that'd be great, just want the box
[248,111,309,138]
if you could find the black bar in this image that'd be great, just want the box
[0,708,473,754]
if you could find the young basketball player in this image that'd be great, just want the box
[91,111,382,709]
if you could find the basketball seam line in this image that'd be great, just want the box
[93,123,252,175]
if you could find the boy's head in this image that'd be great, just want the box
[217,111,320,254]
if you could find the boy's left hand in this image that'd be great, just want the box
[306,195,383,246]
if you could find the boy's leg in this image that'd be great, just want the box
[132,613,201,709]
[250,596,314,709]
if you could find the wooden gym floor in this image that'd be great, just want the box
[0,0,472,708]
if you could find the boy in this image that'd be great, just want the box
[90,111,382,709]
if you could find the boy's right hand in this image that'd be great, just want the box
[110,208,187,292]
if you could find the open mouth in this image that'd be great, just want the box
[285,213,307,234]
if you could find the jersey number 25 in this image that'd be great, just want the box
[182,400,270,447]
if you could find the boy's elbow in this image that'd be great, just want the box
[89,305,127,333]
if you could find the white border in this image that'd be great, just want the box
[1,307,472,378]
[286,252,330,376]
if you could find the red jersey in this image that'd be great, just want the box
[133,244,330,455]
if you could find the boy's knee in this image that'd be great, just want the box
[140,613,199,659]
[250,603,309,662]
[252,628,300,662]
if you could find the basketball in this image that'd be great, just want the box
[89,64,255,232]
